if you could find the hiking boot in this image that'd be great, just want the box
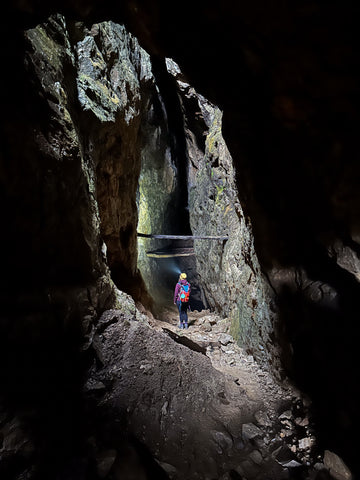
[184,323,188,329]
[179,323,184,329]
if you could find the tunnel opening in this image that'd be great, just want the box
[137,56,207,312]
[137,237,205,313]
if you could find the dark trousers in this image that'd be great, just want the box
[177,301,188,325]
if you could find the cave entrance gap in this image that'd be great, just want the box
[137,57,205,312]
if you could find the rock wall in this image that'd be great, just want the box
[165,60,279,370]
[22,15,160,314]
[74,20,153,303]
[14,15,119,345]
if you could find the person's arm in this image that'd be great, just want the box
[174,283,179,303]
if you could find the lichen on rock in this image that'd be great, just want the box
[23,14,157,323]
[76,22,152,124]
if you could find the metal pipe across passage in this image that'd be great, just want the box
[137,233,229,241]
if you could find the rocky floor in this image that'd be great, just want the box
[150,306,353,480]
[0,304,354,480]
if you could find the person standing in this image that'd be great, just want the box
[174,273,191,329]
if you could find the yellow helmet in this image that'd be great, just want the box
[180,273,187,279]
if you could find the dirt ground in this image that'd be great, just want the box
[153,305,297,418]
[88,304,327,479]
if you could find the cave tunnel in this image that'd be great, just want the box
[1,1,360,479]
[138,235,208,312]
[136,55,207,313]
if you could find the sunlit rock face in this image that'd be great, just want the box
[23,15,103,285]
[23,15,156,310]
[19,15,119,339]
[74,20,153,303]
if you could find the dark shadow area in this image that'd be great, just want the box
[0,288,89,479]
[0,289,170,479]
[82,403,170,480]
[276,243,360,475]
[111,263,153,310]
[162,327,207,355]
[151,56,191,236]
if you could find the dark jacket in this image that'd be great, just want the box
[174,279,191,303]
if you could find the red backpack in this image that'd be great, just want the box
[179,282,190,302]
